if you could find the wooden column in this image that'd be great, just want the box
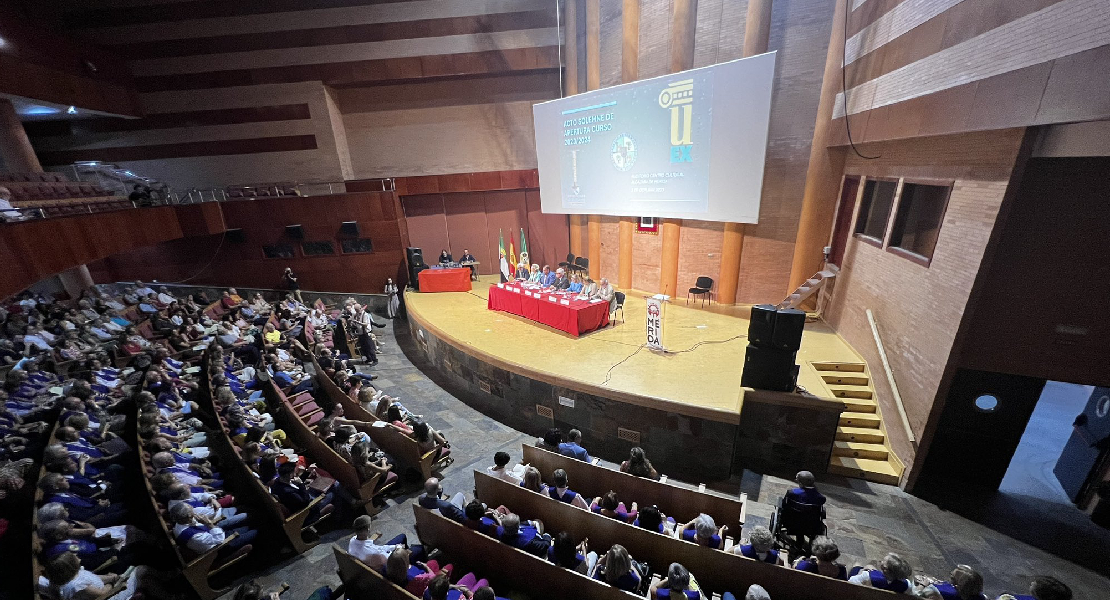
[587,215,602,280]
[618,217,634,289]
[570,215,587,258]
[0,99,42,173]
[717,0,774,305]
[670,0,699,73]
[788,0,848,293]
[660,219,682,297]
[622,0,641,83]
[565,0,580,96]
[585,0,601,91]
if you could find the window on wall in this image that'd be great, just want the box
[340,238,374,254]
[854,179,898,241]
[262,244,294,259]
[888,182,951,262]
[302,241,335,256]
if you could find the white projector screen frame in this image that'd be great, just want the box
[533,52,776,224]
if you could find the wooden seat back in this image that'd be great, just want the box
[413,505,640,600]
[523,444,746,527]
[473,472,899,600]
[333,544,420,600]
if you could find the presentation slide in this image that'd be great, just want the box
[533,52,775,223]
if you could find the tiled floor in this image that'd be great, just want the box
[219,320,1110,600]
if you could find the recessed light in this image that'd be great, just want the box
[67,106,78,115]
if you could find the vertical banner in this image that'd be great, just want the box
[646,296,665,351]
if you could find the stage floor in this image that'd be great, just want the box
[405,276,865,422]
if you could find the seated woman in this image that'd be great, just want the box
[731,525,781,564]
[387,404,413,434]
[462,499,502,535]
[634,505,676,535]
[548,531,589,575]
[918,565,987,600]
[385,548,453,597]
[568,273,583,293]
[411,421,450,461]
[519,466,547,494]
[847,553,913,593]
[38,551,126,600]
[351,439,398,492]
[589,544,641,593]
[620,446,659,480]
[678,513,726,550]
[547,468,589,509]
[650,563,701,600]
[793,536,847,580]
[591,490,638,523]
[528,264,542,283]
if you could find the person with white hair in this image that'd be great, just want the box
[0,186,25,221]
[848,552,913,593]
[678,513,727,550]
[648,562,701,599]
[918,564,987,600]
[551,268,571,290]
[731,525,783,564]
[785,470,826,506]
[591,277,617,313]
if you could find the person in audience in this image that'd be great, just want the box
[649,563,700,600]
[722,584,772,600]
[426,568,489,600]
[548,468,590,509]
[549,530,589,574]
[0,186,26,222]
[589,544,641,593]
[620,446,659,480]
[848,552,913,593]
[496,512,550,557]
[732,526,781,564]
[411,420,449,460]
[486,451,522,484]
[558,428,591,462]
[169,502,256,560]
[919,565,987,600]
[386,547,451,597]
[679,513,726,549]
[591,490,638,523]
[540,427,563,451]
[39,551,127,600]
[348,515,417,570]
[997,576,1072,600]
[418,477,465,521]
[270,461,335,528]
[792,536,847,579]
[462,499,502,535]
[519,466,547,494]
[634,504,675,535]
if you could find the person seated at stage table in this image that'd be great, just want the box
[558,428,591,462]
[568,273,584,293]
[549,531,590,574]
[620,446,659,480]
[515,262,529,280]
[592,278,618,312]
[591,490,637,523]
[917,565,987,600]
[548,468,590,509]
[679,513,727,550]
[732,526,782,564]
[528,264,542,283]
[997,576,1072,600]
[579,277,598,298]
[460,249,476,263]
[649,563,702,600]
[792,536,847,580]
[540,265,556,287]
[847,552,912,593]
[439,249,453,264]
[547,268,568,290]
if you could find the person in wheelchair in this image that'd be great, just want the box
[792,536,848,580]
[785,470,826,506]
[778,470,827,555]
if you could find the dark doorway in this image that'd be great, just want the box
[828,176,860,267]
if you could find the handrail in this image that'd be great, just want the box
[866,308,916,444]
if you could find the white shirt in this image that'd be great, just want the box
[157,292,175,305]
[173,521,225,553]
[486,465,523,485]
[39,567,104,600]
[136,286,155,297]
[168,492,218,518]
[347,536,402,569]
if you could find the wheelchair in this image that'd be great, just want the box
[769,495,827,558]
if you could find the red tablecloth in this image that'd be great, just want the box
[418,268,473,292]
[487,282,610,336]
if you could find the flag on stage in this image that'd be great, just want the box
[498,229,510,282]
[519,227,529,265]
[508,231,517,277]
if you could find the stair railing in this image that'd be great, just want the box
[865,308,916,445]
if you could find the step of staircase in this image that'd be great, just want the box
[839,411,882,428]
[812,362,866,373]
[821,374,870,386]
[840,396,877,413]
[833,441,889,460]
[835,426,886,444]
[828,385,874,401]
[828,456,901,485]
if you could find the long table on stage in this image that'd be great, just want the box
[487,282,610,336]
[418,267,473,292]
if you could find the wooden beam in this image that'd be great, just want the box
[585,0,600,90]
[618,217,634,289]
[622,0,641,83]
[565,0,580,95]
[669,0,698,73]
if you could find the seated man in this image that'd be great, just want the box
[348,514,423,570]
[551,268,570,290]
[417,477,465,521]
[496,512,550,558]
[485,451,523,485]
[557,429,591,462]
[169,502,255,560]
[548,469,590,509]
[784,470,826,506]
[591,278,617,313]
[166,483,249,530]
[270,461,335,527]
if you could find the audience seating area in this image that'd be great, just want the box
[1,171,125,218]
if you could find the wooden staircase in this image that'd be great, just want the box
[778,264,839,310]
[812,361,905,485]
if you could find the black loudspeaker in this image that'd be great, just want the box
[339,221,359,237]
[409,264,427,291]
[771,308,806,352]
[748,304,778,346]
[226,228,245,243]
[741,344,799,392]
[285,224,304,239]
[406,247,424,267]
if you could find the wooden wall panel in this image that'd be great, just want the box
[444,193,493,274]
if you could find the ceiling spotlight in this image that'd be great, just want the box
[67,106,78,115]
[0,37,7,48]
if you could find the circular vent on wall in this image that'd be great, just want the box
[973,394,999,413]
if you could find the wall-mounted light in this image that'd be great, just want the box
[67,106,78,115]
[0,36,8,48]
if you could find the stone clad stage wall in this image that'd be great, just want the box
[406,311,843,482]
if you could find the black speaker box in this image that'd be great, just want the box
[741,344,798,392]
[285,224,304,239]
[409,264,427,290]
[771,308,806,352]
[339,221,359,237]
[226,228,245,243]
[748,304,778,346]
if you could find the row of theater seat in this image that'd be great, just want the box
[225,183,298,199]
[0,171,70,183]
[6,181,115,201]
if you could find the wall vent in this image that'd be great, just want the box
[617,427,640,444]
[536,405,554,419]
[479,381,491,394]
